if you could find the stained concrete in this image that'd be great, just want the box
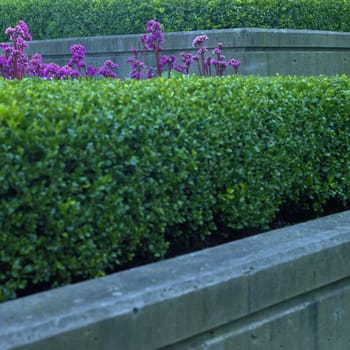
[1,211,350,349]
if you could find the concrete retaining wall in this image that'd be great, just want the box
[24,28,350,78]
[1,211,350,350]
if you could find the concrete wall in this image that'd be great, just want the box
[24,28,350,78]
[1,210,350,350]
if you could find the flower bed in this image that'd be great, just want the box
[0,20,240,80]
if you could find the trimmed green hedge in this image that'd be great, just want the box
[1,0,350,42]
[1,75,350,302]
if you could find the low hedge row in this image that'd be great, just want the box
[1,0,350,42]
[1,75,350,302]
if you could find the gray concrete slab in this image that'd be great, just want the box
[1,211,350,349]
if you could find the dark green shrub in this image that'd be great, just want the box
[1,0,350,42]
[1,75,350,302]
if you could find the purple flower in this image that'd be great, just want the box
[42,63,60,79]
[146,20,162,32]
[0,43,12,54]
[18,20,32,41]
[132,60,145,69]
[213,42,226,62]
[228,58,241,74]
[104,60,119,69]
[177,52,197,74]
[127,53,146,79]
[229,59,241,68]
[27,53,45,77]
[138,20,165,77]
[2,20,32,79]
[197,47,207,55]
[68,44,87,70]
[130,71,142,79]
[99,59,119,78]
[192,35,208,47]
[77,61,86,69]
[140,20,165,51]
[85,65,97,77]
[159,54,176,69]
[180,52,195,62]
[14,37,28,50]
[146,67,157,79]
[54,65,81,79]
[5,21,31,42]
[159,54,177,77]
[70,44,86,56]
[140,32,164,51]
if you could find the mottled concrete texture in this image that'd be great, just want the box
[1,211,350,349]
[24,28,350,78]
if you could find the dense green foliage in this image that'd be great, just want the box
[1,75,350,302]
[1,0,350,42]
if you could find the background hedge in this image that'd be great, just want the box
[1,0,350,42]
[1,75,350,302]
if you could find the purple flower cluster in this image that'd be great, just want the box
[126,48,145,79]
[98,60,119,79]
[159,54,179,78]
[0,20,32,79]
[5,20,32,43]
[228,58,241,73]
[0,20,119,80]
[126,21,241,79]
[210,43,241,76]
[1,19,241,81]
[192,35,209,48]
[177,52,198,75]
[140,20,165,51]
[138,20,165,77]
[68,44,86,71]
[190,36,241,77]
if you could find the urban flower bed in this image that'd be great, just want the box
[0,20,240,80]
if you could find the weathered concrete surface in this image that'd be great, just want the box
[23,28,350,78]
[1,211,350,349]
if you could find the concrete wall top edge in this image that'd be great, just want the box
[1,211,350,349]
[26,27,350,43]
[22,28,350,56]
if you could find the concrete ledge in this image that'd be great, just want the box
[1,211,350,349]
[23,28,350,77]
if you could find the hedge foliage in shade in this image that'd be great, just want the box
[1,75,350,302]
[1,0,350,42]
